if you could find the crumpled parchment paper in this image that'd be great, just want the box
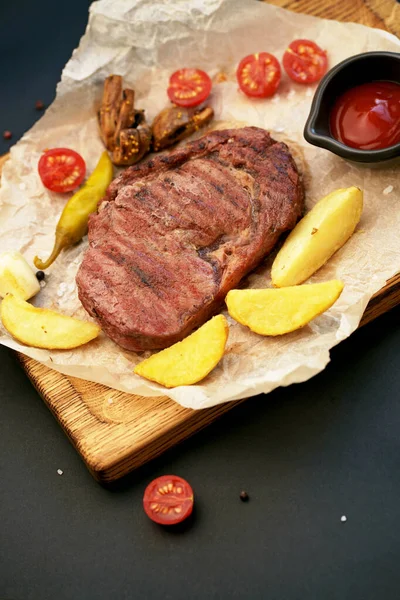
[0,0,399,409]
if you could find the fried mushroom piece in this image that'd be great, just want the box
[98,76,152,166]
[152,105,214,151]
[112,89,152,165]
[98,75,123,151]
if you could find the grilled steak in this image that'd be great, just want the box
[76,127,304,351]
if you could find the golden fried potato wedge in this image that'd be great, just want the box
[226,280,344,336]
[134,315,229,388]
[1,294,100,349]
[272,187,363,287]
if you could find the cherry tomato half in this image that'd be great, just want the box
[283,39,328,84]
[38,148,86,193]
[167,68,212,108]
[143,475,194,526]
[236,52,281,98]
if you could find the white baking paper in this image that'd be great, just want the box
[0,0,399,409]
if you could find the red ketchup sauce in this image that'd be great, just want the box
[330,81,400,150]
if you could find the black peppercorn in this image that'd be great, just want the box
[36,270,45,282]
[239,491,249,502]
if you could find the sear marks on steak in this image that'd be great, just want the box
[76,127,304,351]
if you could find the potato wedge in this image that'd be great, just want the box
[134,315,229,388]
[226,280,344,336]
[1,294,100,349]
[272,187,363,287]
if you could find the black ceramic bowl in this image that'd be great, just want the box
[304,51,400,164]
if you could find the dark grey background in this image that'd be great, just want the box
[1,2,400,599]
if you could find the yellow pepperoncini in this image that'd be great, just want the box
[34,151,113,270]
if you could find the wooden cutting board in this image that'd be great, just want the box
[1,0,399,483]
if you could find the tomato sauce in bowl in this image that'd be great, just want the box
[330,81,400,150]
[304,51,400,164]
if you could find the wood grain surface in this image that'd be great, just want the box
[265,0,400,37]
[1,1,399,482]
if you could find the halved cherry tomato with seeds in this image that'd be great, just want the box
[38,148,86,193]
[143,475,194,526]
[167,68,212,108]
[236,52,281,98]
[283,39,328,84]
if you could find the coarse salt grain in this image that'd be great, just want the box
[108,398,113,404]
[57,282,68,297]
[340,515,347,522]
[57,469,63,475]
[274,126,285,133]
[383,185,393,195]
